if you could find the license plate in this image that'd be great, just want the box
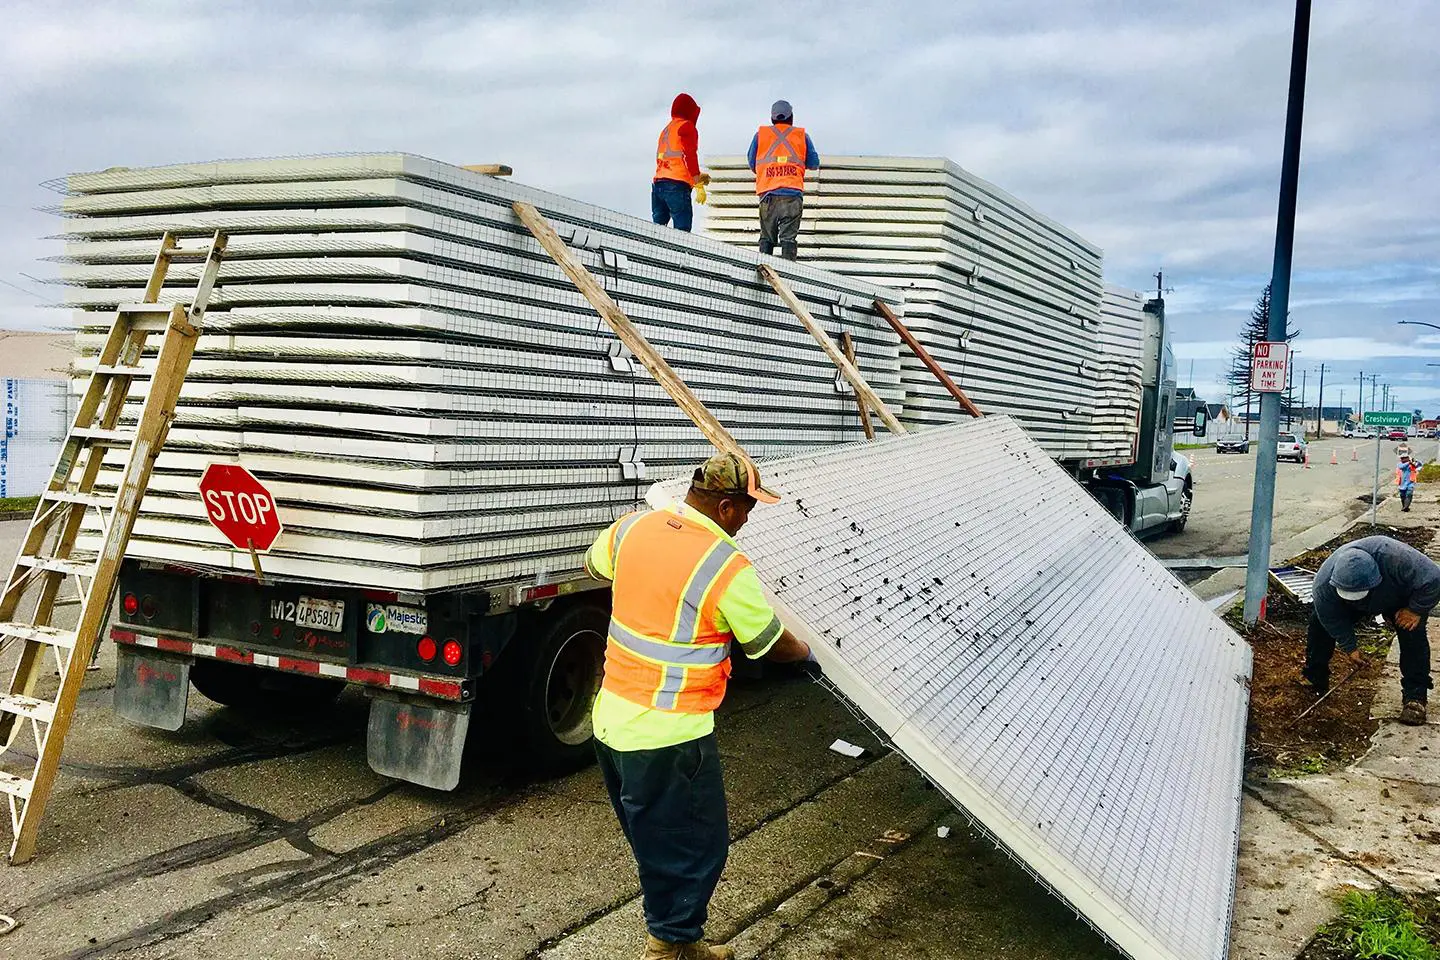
[295,597,345,632]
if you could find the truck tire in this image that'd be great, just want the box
[491,602,608,777]
[190,659,344,712]
[1172,480,1193,533]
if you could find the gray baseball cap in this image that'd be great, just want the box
[1330,547,1382,600]
[770,99,793,122]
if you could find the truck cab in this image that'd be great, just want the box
[1085,297,1193,537]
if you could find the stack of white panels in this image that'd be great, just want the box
[1087,285,1147,464]
[650,415,1250,960]
[703,156,1131,463]
[53,154,904,592]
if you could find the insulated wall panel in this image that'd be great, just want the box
[648,415,1250,960]
[53,153,907,592]
[702,156,1146,464]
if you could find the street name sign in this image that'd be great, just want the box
[1250,341,1289,393]
[1361,411,1413,427]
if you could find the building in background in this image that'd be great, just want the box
[0,331,77,498]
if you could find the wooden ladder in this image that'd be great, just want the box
[0,231,226,864]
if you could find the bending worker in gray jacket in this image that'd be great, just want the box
[1304,535,1439,726]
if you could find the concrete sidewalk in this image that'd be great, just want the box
[1228,486,1440,958]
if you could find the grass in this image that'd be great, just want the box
[1175,441,1219,450]
[1419,462,1440,483]
[0,495,39,514]
[1316,890,1439,960]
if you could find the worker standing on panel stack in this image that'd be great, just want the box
[1301,535,1439,726]
[652,93,708,232]
[748,99,820,260]
[583,453,813,960]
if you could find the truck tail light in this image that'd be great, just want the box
[442,639,462,666]
[140,595,158,620]
[122,593,139,616]
[417,636,437,662]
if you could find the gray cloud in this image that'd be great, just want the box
[2,0,1436,409]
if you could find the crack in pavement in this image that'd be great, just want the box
[56,782,544,960]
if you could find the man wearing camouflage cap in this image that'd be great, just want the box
[584,452,812,960]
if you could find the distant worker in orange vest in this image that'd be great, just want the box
[747,99,820,260]
[653,93,708,232]
[1397,453,1418,512]
[584,452,813,960]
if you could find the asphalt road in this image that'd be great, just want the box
[0,441,1412,958]
[1150,438,1419,565]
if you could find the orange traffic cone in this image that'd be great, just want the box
[1352,447,1359,461]
[1331,449,1339,465]
[1304,450,1311,469]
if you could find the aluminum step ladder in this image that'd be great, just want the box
[0,231,225,864]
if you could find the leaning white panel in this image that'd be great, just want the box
[650,415,1249,960]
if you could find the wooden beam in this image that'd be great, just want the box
[872,299,984,418]
[513,201,765,474]
[841,332,875,440]
[462,164,514,176]
[758,264,907,435]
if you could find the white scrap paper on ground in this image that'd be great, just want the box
[828,739,865,758]
[937,826,951,839]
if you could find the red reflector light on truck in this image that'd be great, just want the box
[442,640,462,666]
[141,596,158,620]
[417,636,437,662]
[122,593,139,616]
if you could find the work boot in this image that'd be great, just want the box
[642,934,734,960]
[1401,700,1427,726]
[780,242,799,261]
[1293,671,1326,695]
[758,239,774,256]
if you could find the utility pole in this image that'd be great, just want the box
[1299,367,1307,435]
[1315,362,1326,436]
[1244,0,1311,625]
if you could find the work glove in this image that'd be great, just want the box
[695,172,712,186]
[693,182,708,205]
[1395,608,1422,631]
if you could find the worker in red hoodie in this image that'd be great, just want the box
[653,93,708,232]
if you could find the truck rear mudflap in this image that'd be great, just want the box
[112,627,477,789]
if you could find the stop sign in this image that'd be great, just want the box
[198,464,284,552]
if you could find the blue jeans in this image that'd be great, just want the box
[651,179,693,232]
[596,733,728,943]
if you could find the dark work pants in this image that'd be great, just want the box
[652,179,693,232]
[596,733,729,944]
[758,194,804,259]
[1401,487,1414,511]
[1306,609,1432,702]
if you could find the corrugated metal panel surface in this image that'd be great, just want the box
[702,155,1146,463]
[649,414,1250,960]
[52,154,906,592]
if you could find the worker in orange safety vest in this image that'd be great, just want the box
[584,452,813,960]
[747,99,820,260]
[653,93,708,232]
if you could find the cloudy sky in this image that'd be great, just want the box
[2,0,1437,416]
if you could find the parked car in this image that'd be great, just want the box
[1215,435,1250,454]
[1277,432,1308,462]
[1387,429,1408,441]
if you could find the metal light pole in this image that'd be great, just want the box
[1244,0,1312,625]
[1315,362,1326,436]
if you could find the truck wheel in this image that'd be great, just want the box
[1172,481,1193,533]
[493,603,608,777]
[190,659,344,712]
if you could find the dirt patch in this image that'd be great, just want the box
[1229,524,1434,776]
